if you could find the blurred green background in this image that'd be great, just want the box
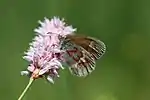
[0,0,150,100]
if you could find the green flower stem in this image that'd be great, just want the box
[18,78,34,100]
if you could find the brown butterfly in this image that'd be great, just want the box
[60,34,106,77]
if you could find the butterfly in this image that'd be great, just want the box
[60,34,106,77]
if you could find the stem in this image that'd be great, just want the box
[18,78,34,100]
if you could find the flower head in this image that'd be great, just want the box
[21,17,76,83]
[34,17,76,37]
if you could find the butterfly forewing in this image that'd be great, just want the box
[61,34,106,77]
[65,35,106,60]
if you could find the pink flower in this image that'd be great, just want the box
[21,17,76,83]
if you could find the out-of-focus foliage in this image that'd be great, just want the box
[0,0,150,100]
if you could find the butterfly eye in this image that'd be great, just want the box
[55,53,60,57]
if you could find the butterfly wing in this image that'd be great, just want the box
[61,35,106,77]
[66,35,106,60]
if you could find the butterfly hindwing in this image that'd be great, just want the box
[68,47,96,77]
